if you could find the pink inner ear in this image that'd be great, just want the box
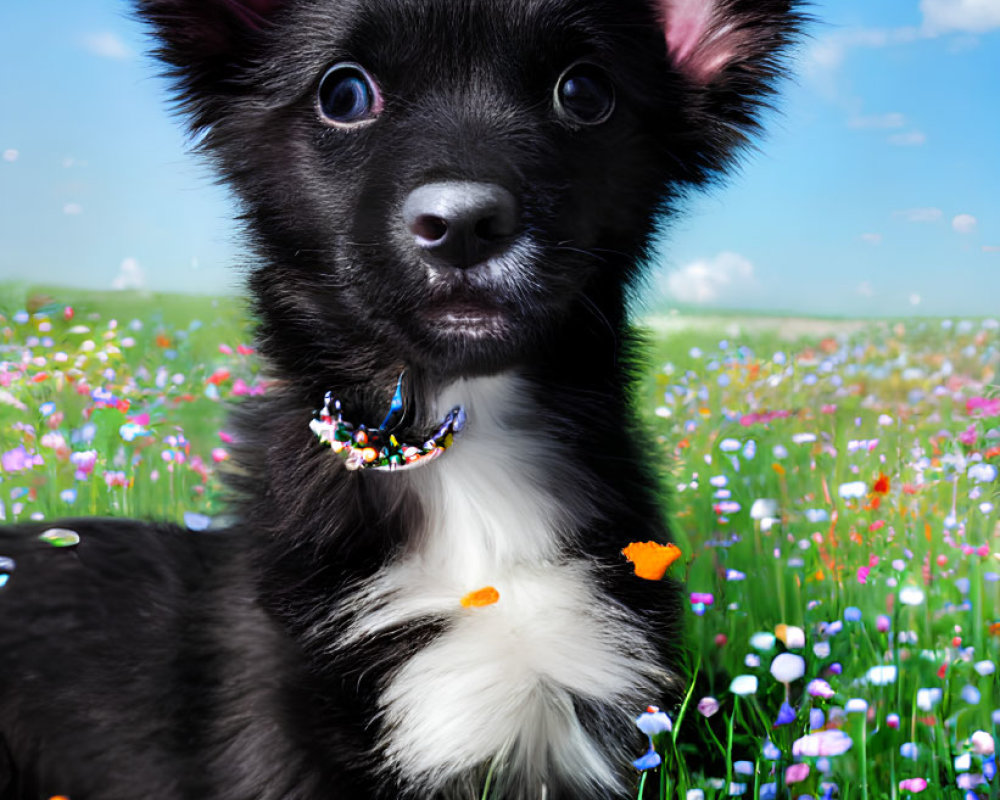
[659,0,737,82]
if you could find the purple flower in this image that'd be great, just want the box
[690,592,715,606]
[697,696,720,718]
[635,707,672,737]
[807,678,835,699]
[844,607,862,622]
[810,709,826,730]
[1,445,40,473]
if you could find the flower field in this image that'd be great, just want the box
[1,288,998,799]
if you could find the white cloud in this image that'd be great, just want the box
[665,252,756,305]
[910,293,923,306]
[861,233,883,245]
[111,257,144,290]
[849,112,906,130]
[888,131,927,147]
[894,207,944,223]
[984,245,1000,253]
[857,281,875,297]
[63,203,83,215]
[81,32,132,60]
[953,213,978,233]
[921,0,1000,34]
[2,149,18,163]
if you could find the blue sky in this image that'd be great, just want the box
[0,0,997,315]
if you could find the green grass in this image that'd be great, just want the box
[1,285,998,799]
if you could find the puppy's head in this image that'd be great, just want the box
[138,0,802,383]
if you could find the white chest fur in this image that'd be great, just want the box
[336,374,664,796]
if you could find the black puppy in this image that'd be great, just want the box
[0,1,801,797]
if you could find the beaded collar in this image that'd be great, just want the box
[309,375,465,471]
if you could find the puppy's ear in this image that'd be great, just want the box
[135,0,287,132]
[655,0,806,176]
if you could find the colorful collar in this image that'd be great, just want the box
[309,376,466,471]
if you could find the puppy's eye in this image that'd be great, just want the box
[317,63,383,127]
[554,63,615,126]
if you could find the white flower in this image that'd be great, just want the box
[838,481,867,499]
[845,698,868,714]
[719,438,741,452]
[866,665,898,686]
[750,498,778,520]
[792,433,817,445]
[770,653,806,683]
[730,675,759,696]
[974,660,996,676]
[971,730,995,756]
[778,625,806,649]
[899,586,925,606]
[750,632,776,651]
[916,688,943,711]
[968,463,998,483]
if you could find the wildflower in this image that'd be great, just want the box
[899,586,925,606]
[845,698,868,714]
[838,481,867,499]
[786,763,810,785]
[916,688,942,711]
[750,498,778,519]
[792,730,854,757]
[899,778,928,793]
[183,512,212,531]
[729,675,758,696]
[900,743,920,760]
[876,615,891,632]
[635,707,672,737]
[632,746,661,771]
[697,697,720,718]
[762,740,781,761]
[866,666,898,686]
[887,714,900,729]
[813,641,831,659]
[969,463,998,482]
[810,708,825,730]
[119,422,151,443]
[807,678,835,699]
[686,791,705,800]
[621,541,682,580]
[770,653,806,683]
[872,472,891,494]
[844,607,862,622]
[774,701,796,726]
[751,632,776,651]
[961,685,981,705]
[719,438,741,452]
[690,592,714,606]
[726,569,746,581]
[974,660,996,676]
[775,624,806,649]
[971,731,995,756]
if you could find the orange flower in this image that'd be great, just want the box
[872,472,890,495]
[622,541,682,580]
[989,621,1000,637]
[155,334,171,348]
[460,586,500,608]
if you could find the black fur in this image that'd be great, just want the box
[0,1,803,797]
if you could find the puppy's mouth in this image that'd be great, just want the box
[421,297,512,338]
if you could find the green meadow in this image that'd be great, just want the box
[0,285,997,799]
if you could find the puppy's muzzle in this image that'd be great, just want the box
[402,181,519,271]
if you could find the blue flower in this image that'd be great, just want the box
[844,607,862,622]
[632,746,661,771]
[635,707,672,737]
[774,701,796,726]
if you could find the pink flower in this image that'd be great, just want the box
[218,431,236,444]
[966,397,1000,417]
[899,778,927,793]
[218,343,234,355]
[211,448,229,463]
[785,763,810,785]
[857,566,870,584]
[959,425,978,447]
[876,615,891,632]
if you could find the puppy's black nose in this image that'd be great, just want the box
[402,182,519,270]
